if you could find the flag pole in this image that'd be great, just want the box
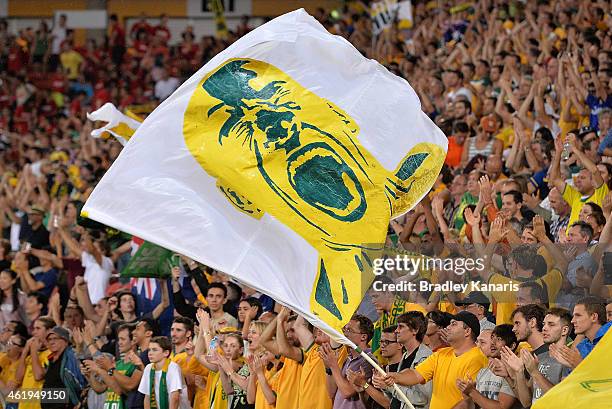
[355,347,416,409]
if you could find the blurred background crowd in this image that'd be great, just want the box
[0,1,611,409]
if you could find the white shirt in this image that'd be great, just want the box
[81,251,113,304]
[155,77,180,101]
[138,361,191,409]
[51,25,67,54]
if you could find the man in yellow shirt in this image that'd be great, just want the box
[549,131,609,230]
[59,41,84,81]
[258,308,303,409]
[271,308,348,409]
[385,311,488,409]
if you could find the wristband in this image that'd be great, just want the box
[363,383,370,390]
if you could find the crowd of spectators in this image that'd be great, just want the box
[0,1,611,409]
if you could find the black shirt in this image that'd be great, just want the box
[41,350,69,409]
[19,214,50,249]
[387,348,420,409]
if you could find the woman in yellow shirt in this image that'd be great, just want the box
[14,317,55,409]
[0,334,26,399]
[246,351,280,409]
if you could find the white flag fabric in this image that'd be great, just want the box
[82,8,447,338]
[87,102,141,145]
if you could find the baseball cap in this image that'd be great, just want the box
[46,326,71,342]
[28,205,45,215]
[578,126,596,138]
[457,291,491,308]
[451,311,480,338]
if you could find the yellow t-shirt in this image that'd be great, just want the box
[18,349,52,409]
[0,352,19,384]
[490,268,563,325]
[563,183,609,231]
[60,50,83,80]
[495,126,515,149]
[255,365,280,409]
[275,356,302,409]
[207,370,229,409]
[299,344,334,409]
[415,346,488,409]
[185,354,210,409]
[171,351,189,372]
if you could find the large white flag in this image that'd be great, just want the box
[83,9,447,338]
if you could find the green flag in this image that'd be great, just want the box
[121,241,178,278]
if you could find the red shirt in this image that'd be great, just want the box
[133,40,149,56]
[445,135,464,168]
[7,45,24,73]
[131,21,153,38]
[110,23,126,46]
[50,73,67,93]
[154,25,171,42]
[13,105,31,134]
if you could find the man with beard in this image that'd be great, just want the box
[384,311,487,409]
[258,307,303,409]
[502,304,569,406]
[455,328,518,409]
[271,306,345,409]
[169,316,195,397]
[524,307,571,404]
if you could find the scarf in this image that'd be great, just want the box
[59,346,87,405]
[371,297,408,360]
[150,358,171,409]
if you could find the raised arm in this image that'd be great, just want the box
[57,226,83,257]
[258,315,280,356]
[74,276,101,322]
[151,279,170,319]
[276,307,303,363]
[548,134,567,194]
[568,134,604,188]
[532,215,568,273]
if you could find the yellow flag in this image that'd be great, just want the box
[532,330,612,409]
